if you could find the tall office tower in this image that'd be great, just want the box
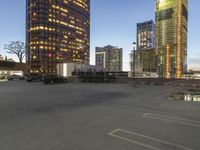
[96,45,123,72]
[134,20,156,75]
[26,0,90,75]
[156,0,188,79]
[137,20,155,50]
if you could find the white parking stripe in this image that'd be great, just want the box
[143,113,200,128]
[109,129,193,150]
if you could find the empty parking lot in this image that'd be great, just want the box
[0,81,200,150]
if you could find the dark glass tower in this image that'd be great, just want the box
[26,0,90,75]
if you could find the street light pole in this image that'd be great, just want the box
[132,42,136,79]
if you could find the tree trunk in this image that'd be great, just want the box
[18,56,23,64]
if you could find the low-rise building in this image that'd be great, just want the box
[0,60,26,79]
[57,63,103,77]
[183,71,200,79]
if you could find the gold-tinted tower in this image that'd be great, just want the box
[156,0,188,78]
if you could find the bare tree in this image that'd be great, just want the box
[4,41,26,63]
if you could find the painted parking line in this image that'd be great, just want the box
[143,113,200,128]
[109,129,193,150]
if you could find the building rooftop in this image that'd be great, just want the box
[96,45,123,53]
[0,81,199,150]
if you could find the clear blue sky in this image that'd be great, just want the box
[0,0,199,70]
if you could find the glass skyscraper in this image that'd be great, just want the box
[156,0,188,79]
[137,20,155,50]
[26,0,90,75]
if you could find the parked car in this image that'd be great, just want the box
[43,75,68,84]
[7,75,24,81]
[27,73,42,82]
[0,76,6,80]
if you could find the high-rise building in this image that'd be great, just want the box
[137,20,155,50]
[26,0,90,75]
[130,20,157,78]
[130,48,157,78]
[156,0,188,79]
[131,49,157,73]
[96,45,123,72]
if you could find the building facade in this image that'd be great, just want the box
[137,20,155,50]
[57,63,103,77]
[130,48,157,78]
[0,60,26,79]
[156,0,188,79]
[96,45,123,72]
[26,0,90,75]
[135,49,157,73]
[130,20,157,78]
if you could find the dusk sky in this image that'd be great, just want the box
[0,0,199,71]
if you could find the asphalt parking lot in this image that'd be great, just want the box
[0,81,200,150]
